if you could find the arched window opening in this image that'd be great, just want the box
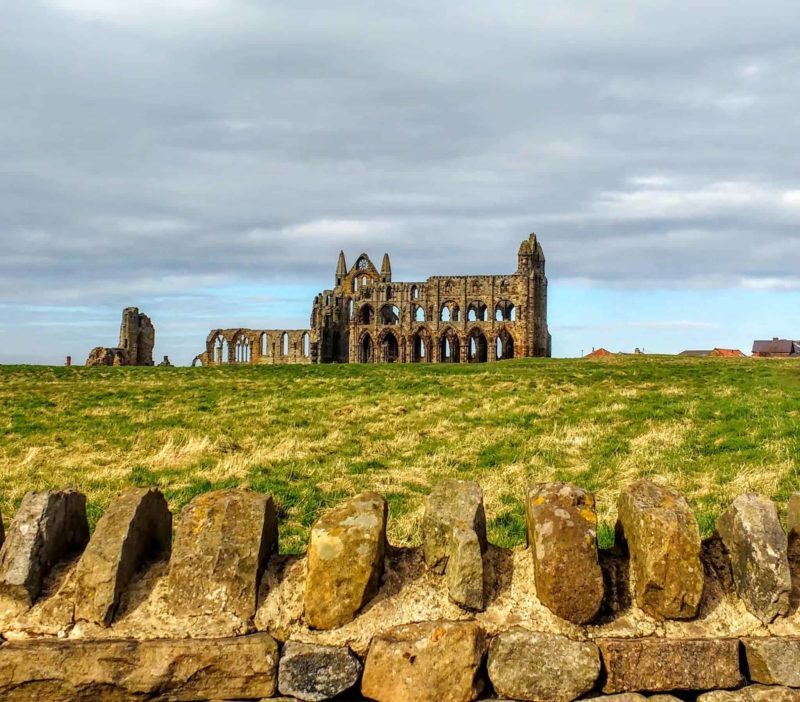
[192,356,204,367]
[214,335,228,365]
[260,332,268,357]
[453,304,461,322]
[468,301,488,322]
[302,332,310,357]
[381,331,399,363]
[233,335,251,363]
[495,300,516,322]
[411,285,419,300]
[411,332,429,362]
[281,332,289,356]
[348,299,354,320]
[353,277,359,292]
[415,305,426,322]
[440,305,451,322]
[359,304,374,325]
[380,304,401,325]
[496,329,515,360]
[386,285,393,300]
[467,331,488,363]
[360,334,374,363]
[439,333,460,363]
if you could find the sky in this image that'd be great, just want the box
[1,0,799,364]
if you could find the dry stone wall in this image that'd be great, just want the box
[2,480,800,701]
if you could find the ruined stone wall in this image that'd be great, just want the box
[192,328,314,366]
[3,479,798,700]
[86,307,155,367]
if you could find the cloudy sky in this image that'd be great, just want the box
[2,0,799,363]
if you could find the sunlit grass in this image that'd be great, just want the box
[1,357,798,553]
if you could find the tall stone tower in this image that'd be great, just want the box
[119,307,155,366]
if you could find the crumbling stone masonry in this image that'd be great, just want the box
[86,307,155,367]
[2,479,800,700]
[192,231,550,366]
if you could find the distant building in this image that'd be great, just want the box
[752,338,800,357]
[679,348,745,358]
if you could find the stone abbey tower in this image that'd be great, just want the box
[193,232,550,365]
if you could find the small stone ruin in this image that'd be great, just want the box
[2,478,800,700]
[86,307,155,367]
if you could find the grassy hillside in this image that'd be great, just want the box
[1,357,799,553]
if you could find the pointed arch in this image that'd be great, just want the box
[359,332,374,363]
[467,328,488,363]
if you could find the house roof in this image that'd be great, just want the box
[710,348,745,357]
[585,348,613,358]
[752,339,799,354]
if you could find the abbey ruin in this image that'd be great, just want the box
[86,307,155,367]
[193,232,550,366]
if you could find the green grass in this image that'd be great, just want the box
[1,357,799,553]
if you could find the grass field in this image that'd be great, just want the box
[1,357,799,553]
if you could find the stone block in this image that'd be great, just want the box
[0,490,89,608]
[446,524,484,610]
[744,637,800,687]
[616,479,704,619]
[422,479,488,610]
[598,638,741,693]
[305,491,387,630]
[717,494,791,624]
[487,627,600,702]
[278,641,361,701]
[167,489,278,622]
[525,482,604,623]
[0,632,278,700]
[698,686,800,701]
[74,487,171,626]
[361,620,486,702]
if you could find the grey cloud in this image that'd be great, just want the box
[1,0,800,362]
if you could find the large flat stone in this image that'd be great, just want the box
[167,489,278,623]
[361,620,486,702]
[598,638,741,693]
[423,479,488,610]
[74,487,172,626]
[744,637,800,687]
[616,480,704,620]
[717,494,791,625]
[278,641,361,701]
[305,492,387,629]
[0,632,278,700]
[0,490,89,609]
[487,627,600,702]
[698,686,800,701]
[525,482,604,624]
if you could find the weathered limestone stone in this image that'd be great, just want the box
[0,632,278,700]
[0,490,89,609]
[74,487,172,626]
[446,524,484,610]
[717,494,791,625]
[599,638,741,693]
[525,482,604,624]
[744,637,800,687]
[305,492,387,630]
[361,620,486,702]
[601,696,647,701]
[278,641,361,701]
[0,509,5,548]
[699,686,800,701]
[422,479,488,610]
[167,489,278,622]
[487,627,600,702]
[616,479,704,619]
